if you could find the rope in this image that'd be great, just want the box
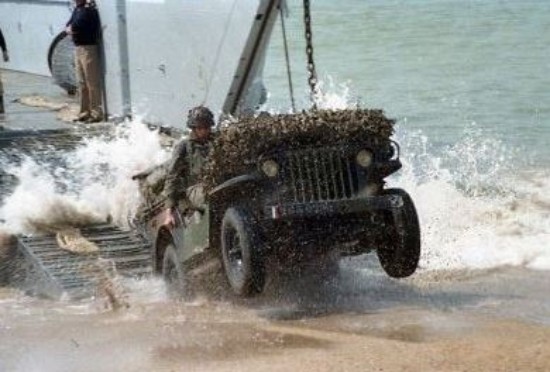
[279,3,296,113]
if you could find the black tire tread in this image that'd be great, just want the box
[221,207,265,297]
[377,188,421,278]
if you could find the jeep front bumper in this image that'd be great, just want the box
[264,195,404,220]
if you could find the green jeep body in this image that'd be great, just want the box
[135,131,421,297]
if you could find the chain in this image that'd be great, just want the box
[303,0,318,108]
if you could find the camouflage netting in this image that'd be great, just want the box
[201,109,395,190]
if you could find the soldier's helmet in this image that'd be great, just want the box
[187,106,215,129]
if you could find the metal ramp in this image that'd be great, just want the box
[13,223,152,300]
[0,128,110,202]
[0,128,156,300]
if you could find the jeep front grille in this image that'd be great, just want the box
[282,148,359,202]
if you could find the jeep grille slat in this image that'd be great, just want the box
[281,148,359,202]
[304,153,315,201]
[296,153,306,202]
[328,150,340,199]
[312,150,323,200]
[288,153,299,202]
[320,152,331,200]
[336,152,348,198]
[345,157,357,197]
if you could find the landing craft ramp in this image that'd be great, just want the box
[13,224,152,300]
[0,129,154,300]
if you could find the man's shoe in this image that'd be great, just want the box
[85,116,103,124]
[73,112,90,122]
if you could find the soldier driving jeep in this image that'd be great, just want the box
[162,106,215,228]
[133,108,421,299]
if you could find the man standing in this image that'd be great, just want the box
[163,106,216,227]
[0,27,9,114]
[66,0,103,123]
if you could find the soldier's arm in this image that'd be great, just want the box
[90,8,101,38]
[65,10,76,34]
[163,140,188,209]
[0,29,7,62]
[66,9,76,27]
[0,29,6,53]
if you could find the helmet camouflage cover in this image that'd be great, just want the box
[187,106,215,129]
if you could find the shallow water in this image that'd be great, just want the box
[262,0,550,273]
[1,263,549,372]
[0,119,548,369]
[1,1,550,370]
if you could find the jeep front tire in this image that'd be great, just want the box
[221,207,265,297]
[377,188,421,278]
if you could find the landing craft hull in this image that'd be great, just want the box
[0,0,276,127]
[0,0,71,75]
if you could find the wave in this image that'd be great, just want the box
[1,104,548,272]
[312,77,550,272]
[0,120,169,235]
[394,124,550,271]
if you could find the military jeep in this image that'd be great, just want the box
[135,110,421,297]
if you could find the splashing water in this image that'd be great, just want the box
[310,78,550,270]
[0,119,170,235]
[393,123,550,271]
[1,94,549,272]
[313,76,354,110]
[262,74,354,114]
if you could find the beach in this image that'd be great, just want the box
[1,0,550,369]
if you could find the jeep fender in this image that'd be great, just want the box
[208,173,262,200]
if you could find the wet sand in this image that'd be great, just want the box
[2,304,549,372]
[1,260,549,372]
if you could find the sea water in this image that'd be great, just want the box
[265,0,550,164]
[1,3,549,370]
[262,0,550,270]
[1,0,549,272]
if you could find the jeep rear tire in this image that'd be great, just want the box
[377,188,421,278]
[221,207,265,297]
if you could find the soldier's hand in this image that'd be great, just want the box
[2,51,8,63]
[162,208,177,228]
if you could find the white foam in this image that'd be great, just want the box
[0,119,169,234]
[0,159,103,233]
[393,124,550,271]
[1,96,548,272]
[313,76,354,110]
[308,79,550,271]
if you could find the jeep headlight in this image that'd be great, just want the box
[356,150,374,168]
[261,159,279,178]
